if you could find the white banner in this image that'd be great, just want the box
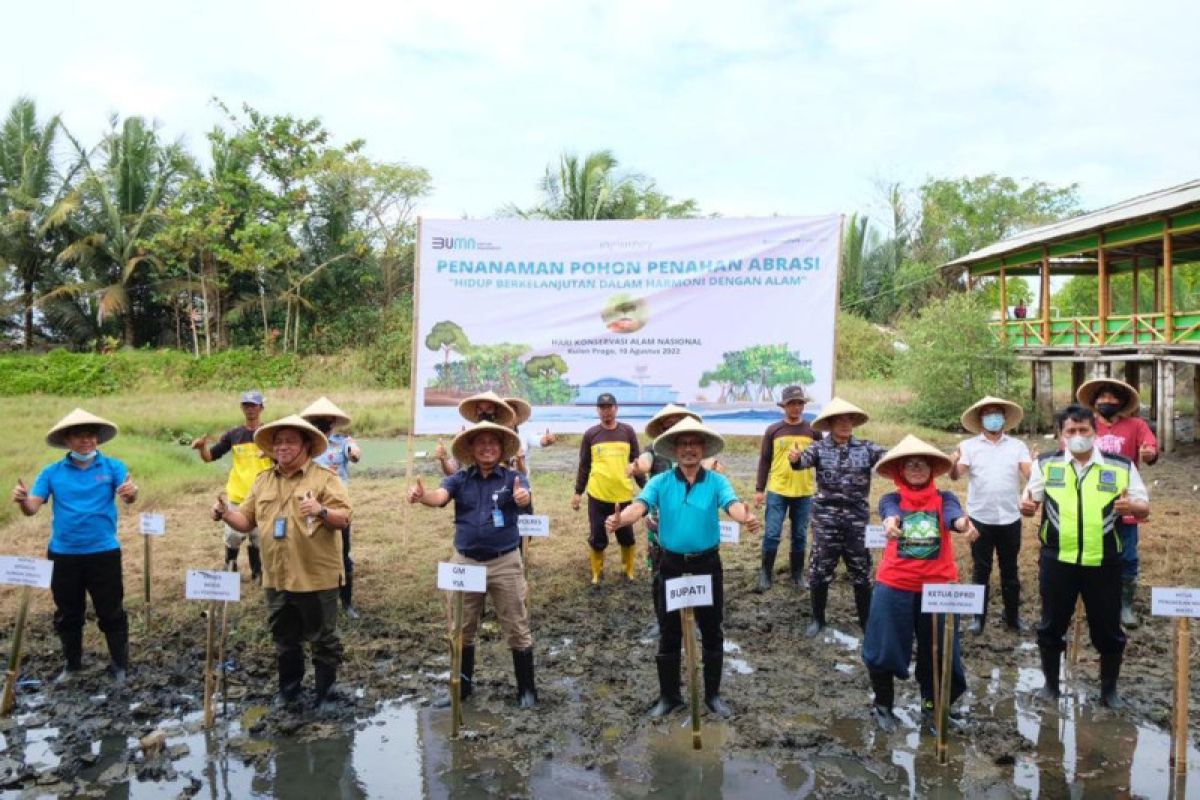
[665,574,715,612]
[0,556,53,589]
[518,515,550,538]
[438,562,488,593]
[1152,587,1200,618]
[415,217,841,434]
[921,584,986,615]
[185,570,241,602]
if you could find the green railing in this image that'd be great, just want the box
[991,312,1200,347]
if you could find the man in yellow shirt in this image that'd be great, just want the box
[213,415,352,709]
[753,385,817,592]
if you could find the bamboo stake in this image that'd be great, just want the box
[202,601,217,729]
[143,533,152,629]
[930,612,940,724]
[1172,617,1190,776]
[937,613,954,766]
[1068,598,1084,673]
[402,218,425,555]
[217,601,230,717]
[450,591,464,738]
[682,606,701,750]
[1,586,33,717]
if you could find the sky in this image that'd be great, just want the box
[5,0,1200,227]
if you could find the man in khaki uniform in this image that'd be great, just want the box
[213,415,351,708]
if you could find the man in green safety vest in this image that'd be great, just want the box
[1020,403,1150,709]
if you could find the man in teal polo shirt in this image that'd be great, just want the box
[11,408,138,683]
[606,417,759,719]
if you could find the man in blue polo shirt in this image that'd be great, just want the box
[606,417,760,719]
[11,408,138,684]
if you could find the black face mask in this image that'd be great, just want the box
[477,411,496,423]
[1097,402,1121,419]
[313,419,333,435]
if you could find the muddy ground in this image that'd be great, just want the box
[2,436,1199,797]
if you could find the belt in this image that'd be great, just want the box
[458,545,518,562]
[662,545,719,562]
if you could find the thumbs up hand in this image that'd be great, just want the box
[211,493,228,521]
[409,476,426,504]
[1113,488,1134,515]
[434,439,448,461]
[1020,488,1040,516]
[12,478,28,504]
[117,473,138,503]
[541,428,556,447]
[298,490,322,517]
[1139,442,1157,463]
[190,435,209,450]
[513,475,531,507]
[787,442,802,464]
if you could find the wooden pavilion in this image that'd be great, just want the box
[943,180,1200,451]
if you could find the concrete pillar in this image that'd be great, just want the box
[1159,360,1176,453]
[1123,361,1139,396]
[1071,362,1086,401]
[1035,361,1055,431]
[1148,360,1158,422]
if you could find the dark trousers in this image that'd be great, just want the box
[588,496,635,550]
[969,518,1022,618]
[48,548,127,638]
[340,525,354,606]
[1036,551,1126,656]
[862,583,967,703]
[265,587,344,677]
[655,549,723,655]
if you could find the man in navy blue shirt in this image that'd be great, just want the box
[409,421,537,708]
[12,409,138,683]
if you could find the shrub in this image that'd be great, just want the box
[835,312,896,380]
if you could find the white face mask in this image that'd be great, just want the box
[981,413,1006,433]
[69,450,98,462]
[1066,435,1094,454]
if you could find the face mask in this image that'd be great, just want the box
[1066,435,1094,454]
[69,450,97,463]
[1096,402,1121,419]
[477,411,496,423]
[313,420,333,435]
[981,413,1006,433]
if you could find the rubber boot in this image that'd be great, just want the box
[224,546,239,573]
[620,545,636,581]
[104,628,129,684]
[853,583,872,631]
[789,550,805,588]
[512,648,537,709]
[868,669,897,732]
[1037,647,1061,701]
[966,615,984,635]
[1099,652,1124,710]
[649,654,685,718]
[588,548,605,587]
[55,630,83,684]
[275,648,306,708]
[314,662,339,706]
[805,585,828,638]
[1120,578,1139,629]
[703,649,731,718]
[1001,580,1028,632]
[434,644,474,708]
[753,549,776,593]
[247,546,263,584]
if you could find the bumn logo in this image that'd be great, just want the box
[432,236,477,250]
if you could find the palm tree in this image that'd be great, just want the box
[0,97,77,348]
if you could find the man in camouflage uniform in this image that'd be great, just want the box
[789,398,886,638]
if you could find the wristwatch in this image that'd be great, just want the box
[317,506,329,521]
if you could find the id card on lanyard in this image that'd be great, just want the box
[492,493,504,528]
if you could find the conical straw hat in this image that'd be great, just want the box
[645,403,702,438]
[811,398,870,433]
[46,408,118,449]
[458,391,517,427]
[652,416,725,459]
[299,396,351,428]
[253,415,329,459]
[451,421,522,466]
[502,397,533,427]
[1076,378,1140,418]
[875,434,953,481]
[960,396,1023,434]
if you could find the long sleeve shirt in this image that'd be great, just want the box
[791,436,887,514]
[574,422,640,502]
[755,420,817,497]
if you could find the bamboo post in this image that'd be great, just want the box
[1097,238,1109,344]
[1164,226,1175,342]
[1041,247,1052,344]
[999,266,1009,342]
[682,606,702,750]
[1068,598,1084,672]
[937,613,954,766]
[930,612,940,724]
[402,218,425,554]
[217,601,230,716]
[450,591,464,738]
[1,586,33,717]
[202,601,217,729]
[143,533,152,629]
[1172,617,1190,776]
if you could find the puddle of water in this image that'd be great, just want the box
[22,727,60,770]
[825,628,861,650]
[834,662,857,674]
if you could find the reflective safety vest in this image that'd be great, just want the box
[1038,451,1131,566]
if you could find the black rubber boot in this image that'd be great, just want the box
[247,546,263,584]
[702,649,731,718]
[789,550,805,588]
[275,648,306,708]
[1120,578,1139,629]
[1099,652,1124,710]
[966,616,984,635]
[1001,580,1027,631]
[805,585,828,638]
[104,628,129,684]
[754,550,776,593]
[314,662,339,706]
[434,644,474,708]
[1037,647,1061,701]
[649,654,685,718]
[853,583,872,631]
[55,630,83,684]
[512,648,537,709]
[868,669,897,732]
[224,546,238,572]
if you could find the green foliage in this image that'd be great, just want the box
[973,276,1034,312]
[834,312,895,380]
[897,293,1028,429]
[360,300,414,387]
[1054,263,1200,317]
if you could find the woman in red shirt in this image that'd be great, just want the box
[862,435,978,733]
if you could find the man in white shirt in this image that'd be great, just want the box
[950,397,1032,634]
